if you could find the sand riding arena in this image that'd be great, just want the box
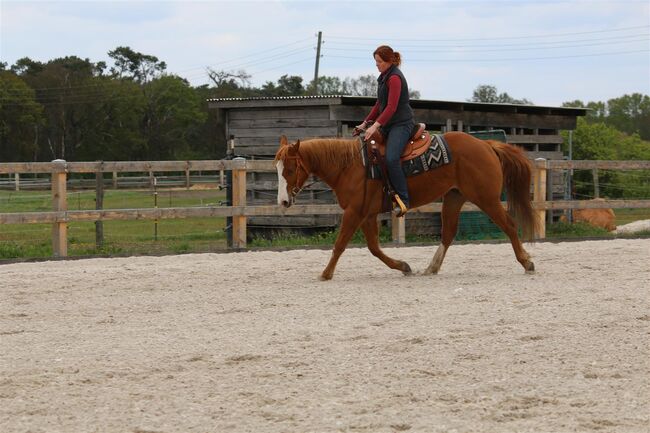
[1,238,648,432]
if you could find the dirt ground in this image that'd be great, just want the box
[1,238,649,433]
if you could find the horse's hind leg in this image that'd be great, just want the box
[423,189,465,275]
[360,215,412,275]
[320,209,363,280]
[477,201,535,273]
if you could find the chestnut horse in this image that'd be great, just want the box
[275,132,539,280]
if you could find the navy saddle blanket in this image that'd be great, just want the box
[361,133,452,179]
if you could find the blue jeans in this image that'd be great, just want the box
[384,121,412,207]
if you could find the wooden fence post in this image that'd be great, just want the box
[51,159,68,257]
[95,162,104,250]
[14,173,19,191]
[592,169,600,198]
[533,158,547,239]
[546,167,554,225]
[391,213,406,244]
[231,158,247,248]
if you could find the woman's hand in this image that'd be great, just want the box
[364,122,380,141]
[352,122,367,136]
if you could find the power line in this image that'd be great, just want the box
[248,57,315,75]
[204,45,313,72]
[326,25,650,42]
[175,37,314,74]
[325,37,649,54]
[325,49,650,63]
[324,33,650,50]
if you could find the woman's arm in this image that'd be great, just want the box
[364,75,401,140]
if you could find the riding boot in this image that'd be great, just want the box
[392,194,408,217]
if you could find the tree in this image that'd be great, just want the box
[469,84,533,104]
[10,57,44,76]
[142,75,207,160]
[342,74,377,96]
[276,75,305,96]
[72,77,147,161]
[11,56,108,160]
[606,93,650,140]
[0,71,44,161]
[108,46,166,84]
[307,75,343,95]
[561,118,650,199]
[562,94,650,140]
[206,68,251,98]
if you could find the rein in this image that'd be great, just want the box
[284,152,317,198]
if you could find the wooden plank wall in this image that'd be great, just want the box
[228,106,339,157]
[229,105,341,230]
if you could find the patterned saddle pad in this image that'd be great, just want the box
[361,133,452,179]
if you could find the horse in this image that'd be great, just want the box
[274,132,540,280]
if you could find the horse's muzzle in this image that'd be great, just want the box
[281,198,293,208]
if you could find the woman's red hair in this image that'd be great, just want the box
[373,45,401,66]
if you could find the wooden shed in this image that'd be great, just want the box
[208,95,587,236]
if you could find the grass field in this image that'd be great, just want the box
[0,188,228,258]
[1,188,649,259]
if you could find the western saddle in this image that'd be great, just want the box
[355,122,431,217]
[365,123,431,161]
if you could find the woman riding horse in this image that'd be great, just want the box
[355,45,413,217]
[275,133,539,281]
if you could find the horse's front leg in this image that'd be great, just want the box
[360,215,411,275]
[320,208,362,281]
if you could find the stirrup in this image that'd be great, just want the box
[392,195,408,217]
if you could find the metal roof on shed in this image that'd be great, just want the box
[207,95,588,117]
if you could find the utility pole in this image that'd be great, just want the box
[313,31,322,95]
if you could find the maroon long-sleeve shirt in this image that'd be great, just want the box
[364,74,402,126]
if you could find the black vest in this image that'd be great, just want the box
[377,65,414,129]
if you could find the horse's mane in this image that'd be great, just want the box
[278,138,362,172]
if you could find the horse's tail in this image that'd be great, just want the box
[486,140,540,241]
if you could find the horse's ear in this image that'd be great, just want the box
[288,139,300,154]
[280,135,288,147]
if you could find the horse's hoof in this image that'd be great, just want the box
[525,262,535,274]
[401,262,412,276]
[319,274,332,281]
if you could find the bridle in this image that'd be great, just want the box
[283,151,316,199]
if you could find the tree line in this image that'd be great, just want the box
[1,47,648,168]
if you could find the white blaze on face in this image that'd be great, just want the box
[276,160,289,205]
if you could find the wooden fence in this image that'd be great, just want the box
[1,159,649,257]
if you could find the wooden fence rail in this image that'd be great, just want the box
[1,159,649,257]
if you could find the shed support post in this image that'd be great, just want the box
[391,214,406,244]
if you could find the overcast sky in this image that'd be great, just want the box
[1,0,649,107]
